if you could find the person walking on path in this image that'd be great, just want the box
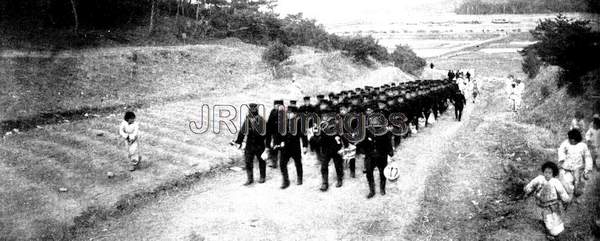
[524,161,571,240]
[557,129,593,204]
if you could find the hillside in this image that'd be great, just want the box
[0,39,414,241]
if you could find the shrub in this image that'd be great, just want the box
[520,46,542,79]
[262,41,291,78]
[390,45,427,76]
[540,85,550,99]
[341,36,390,66]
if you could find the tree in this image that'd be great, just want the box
[149,0,156,33]
[262,41,291,78]
[341,36,389,66]
[70,0,79,32]
[527,14,600,95]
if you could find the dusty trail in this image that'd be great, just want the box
[76,105,474,240]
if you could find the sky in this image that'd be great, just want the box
[275,0,461,25]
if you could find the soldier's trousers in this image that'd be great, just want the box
[423,110,432,126]
[280,152,302,183]
[267,148,279,168]
[244,150,266,180]
[393,135,401,147]
[319,153,344,184]
[455,107,464,121]
[365,153,388,191]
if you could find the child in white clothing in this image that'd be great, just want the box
[557,129,592,202]
[524,161,571,240]
[119,111,141,171]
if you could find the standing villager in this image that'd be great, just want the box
[585,115,600,170]
[524,161,571,240]
[234,103,268,185]
[570,111,587,133]
[557,129,593,203]
[274,106,308,189]
[119,111,142,171]
[471,79,479,103]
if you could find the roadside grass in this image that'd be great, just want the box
[517,66,600,240]
[410,36,600,240]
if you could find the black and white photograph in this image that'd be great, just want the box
[1,0,600,240]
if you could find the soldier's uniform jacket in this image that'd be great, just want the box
[452,92,467,109]
[235,114,267,153]
[274,119,309,156]
[299,104,316,127]
[356,131,394,158]
[310,116,344,157]
[266,108,285,146]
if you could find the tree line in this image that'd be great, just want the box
[455,0,596,14]
[0,0,426,74]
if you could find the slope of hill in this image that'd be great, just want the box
[0,38,414,241]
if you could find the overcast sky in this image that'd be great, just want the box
[275,0,461,25]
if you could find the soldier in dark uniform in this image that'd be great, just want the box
[233,103,268,185]
[448,70,455,81]
[339,102,362,178]
[316,94,325,105]
[299,96,316,130]
[266,100,285,168]
[274,106,308,189]
[310,106,345,192]
[357,113,394,199]
[407,90,422,131]
[419,88,433,127]
[451,90,467,121]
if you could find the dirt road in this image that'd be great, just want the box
[75,101,474,240]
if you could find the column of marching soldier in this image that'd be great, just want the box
[233,79,467,199]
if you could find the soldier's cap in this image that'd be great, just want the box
[320,100,331,105]
[248,103,258,109]
[287,106,299,113]
[290,100,297,105]
[355,88,362,91]
[391,83,396,86]
[303,96,311,100]
[317,94,325,99]
[377,100,387,105]
[274,100,284,105]
[328,92,335,97]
